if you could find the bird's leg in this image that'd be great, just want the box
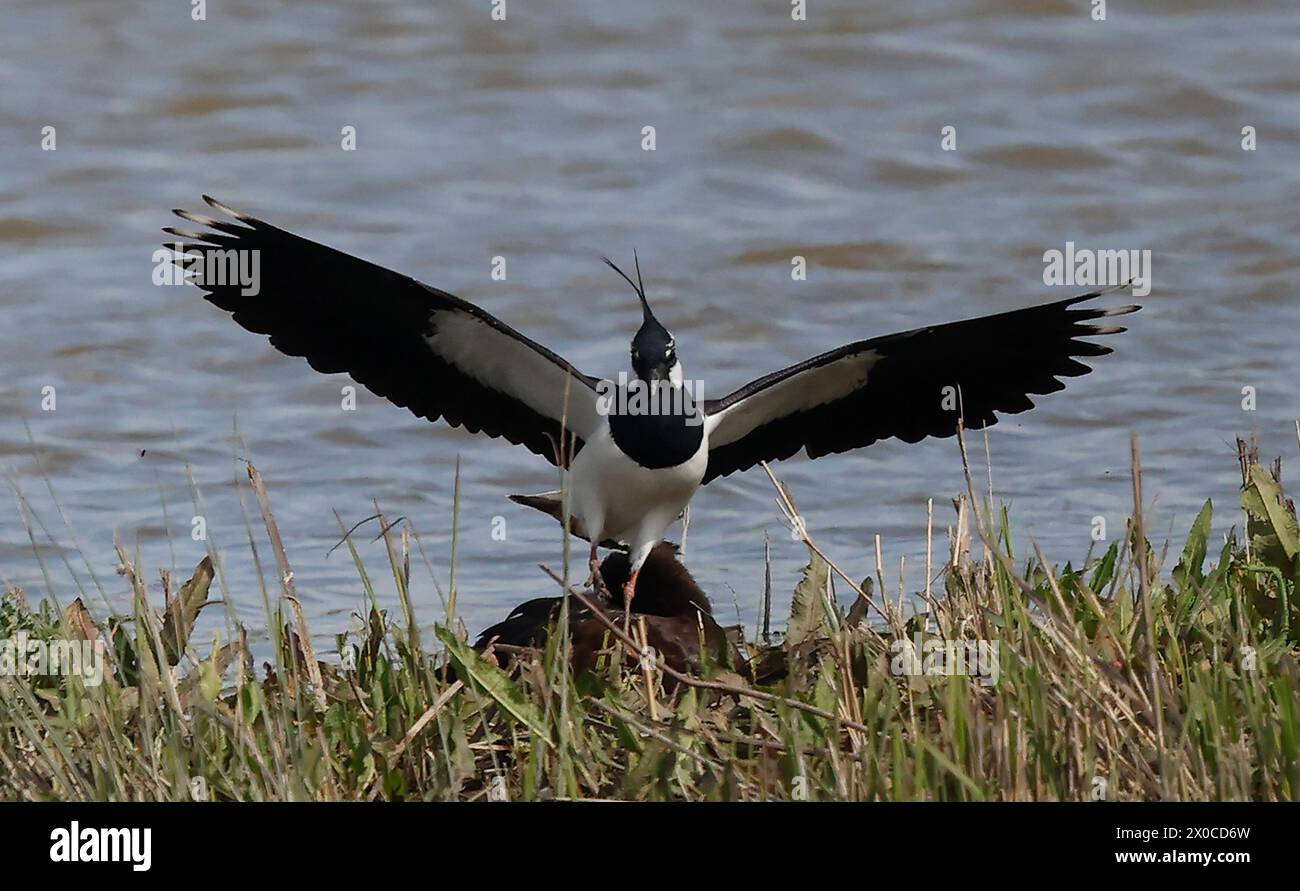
[588,542,607,597]
[621,567,640,633]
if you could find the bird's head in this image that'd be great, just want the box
[603,253,681,385]
[631,314,678,384]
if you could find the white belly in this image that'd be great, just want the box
[567,420,708,550]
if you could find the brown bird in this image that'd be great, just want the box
[473,543,738,678]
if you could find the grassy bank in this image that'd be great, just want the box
[2,434,1297,801]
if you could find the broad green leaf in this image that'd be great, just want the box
[435,625,549,746]
[1244,466,1299,560]
[1173,499,1213,591]
[786,544,831,648]
[177,641,239,708]
[161,556,214,665]
[1089,542,1119,593]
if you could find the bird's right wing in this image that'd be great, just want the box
[166,196,603,466]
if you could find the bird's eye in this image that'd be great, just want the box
[665,349,675,362]
[632,350,640,361]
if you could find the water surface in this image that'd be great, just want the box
[1,1,1297,647]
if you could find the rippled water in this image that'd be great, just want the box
[2,0,1298,648]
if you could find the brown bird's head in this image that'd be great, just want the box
[598,542,711,617]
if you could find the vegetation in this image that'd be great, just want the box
[1,434,1297,801]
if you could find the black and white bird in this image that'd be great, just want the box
[166,196,1137,612]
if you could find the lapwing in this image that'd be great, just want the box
[166,196,1138,616]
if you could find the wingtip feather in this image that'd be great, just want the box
[162,226,205,240]
[202,194,249,221]
[173,207,223,227]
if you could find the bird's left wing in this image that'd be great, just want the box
[701,287,1138,483]
[165,196,603,466]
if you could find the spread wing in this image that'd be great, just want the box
[165,196,602,465]
[702,287,1138,483]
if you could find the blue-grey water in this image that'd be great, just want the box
[2,0,1298,652]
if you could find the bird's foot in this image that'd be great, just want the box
[589,556,608,598]
[621,573,638,634]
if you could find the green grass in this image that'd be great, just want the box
[1,433,1297,801]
